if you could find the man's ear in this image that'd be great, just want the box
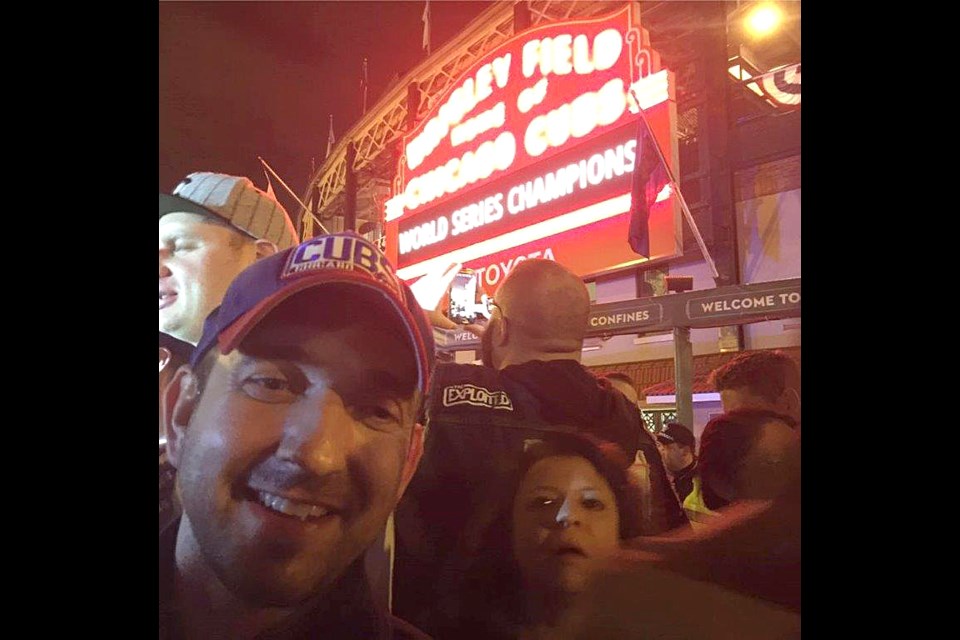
[396,422,426,500]
[494,315,509,348]
[163,366,201,469]
[254,239,279,260]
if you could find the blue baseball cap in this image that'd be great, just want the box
[191,232,435,394]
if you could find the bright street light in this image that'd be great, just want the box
[744,3,783,38]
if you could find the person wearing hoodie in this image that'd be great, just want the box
[393,259,686,638]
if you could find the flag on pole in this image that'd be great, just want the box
[628,107,669,258]
[745,62,801,108]
[360,57,369,114]
[422,0,431,55]
[326,114,335,159]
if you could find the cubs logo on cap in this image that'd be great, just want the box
[282,234,402,295]
[190,232,435,393]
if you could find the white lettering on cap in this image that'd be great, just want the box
[283,235,401,296]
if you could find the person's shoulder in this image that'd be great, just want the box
[390,614,434,640]
[501,358,590,380]
[435,361,486,374]
[432,360,501,385]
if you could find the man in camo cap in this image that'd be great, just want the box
[159,171,299,345]
[159,172,300,533]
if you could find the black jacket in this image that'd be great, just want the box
[672,459,699,503]
[393,360,687,638]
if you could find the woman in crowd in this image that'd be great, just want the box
[550,410,801,638]
[454,430,643,640]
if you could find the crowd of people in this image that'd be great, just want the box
[159,171,801,639]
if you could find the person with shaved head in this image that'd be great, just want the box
[478,259,591,370]
[393,259,686,637]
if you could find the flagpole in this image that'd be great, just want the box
[361,57,369,115]
[326,114,335,159]
[261,165,276,198]
[422,0,431,56]
[258,156,330,235]
[738,61,800,86]
[629,88,720,280]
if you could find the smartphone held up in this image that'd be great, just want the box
[447,269,493,325]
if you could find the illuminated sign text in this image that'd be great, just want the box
[386,6,681,293]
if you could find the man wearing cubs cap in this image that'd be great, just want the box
[160,232,433,639]
[159,171,300,346]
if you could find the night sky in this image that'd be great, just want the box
[159,0,493,214]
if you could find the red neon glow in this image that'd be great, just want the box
[450,191,679,296]
[386,7,681,286]
[385,69,669,224]
[392,7,656,218]
[397,194,631,280]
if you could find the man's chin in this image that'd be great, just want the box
[160,321,200,346]
[159,316,183,339]
[226,565,336,609]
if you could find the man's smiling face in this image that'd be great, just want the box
[167,288,424,606]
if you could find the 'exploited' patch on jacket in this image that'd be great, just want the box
[441,383,514,410]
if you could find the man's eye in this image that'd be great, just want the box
[173,240,197,252]
[241,376,297,403]
[355,403,403,431]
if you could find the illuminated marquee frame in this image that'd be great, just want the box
[385,5,681,294]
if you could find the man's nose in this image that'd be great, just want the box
[276,388,355,475]
[159,249,171,277]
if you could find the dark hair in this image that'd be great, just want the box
[709,350,799,403]
[698,408,797,510]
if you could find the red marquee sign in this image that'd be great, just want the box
[385,5,681,294]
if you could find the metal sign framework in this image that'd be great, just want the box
[437,277,800,349]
